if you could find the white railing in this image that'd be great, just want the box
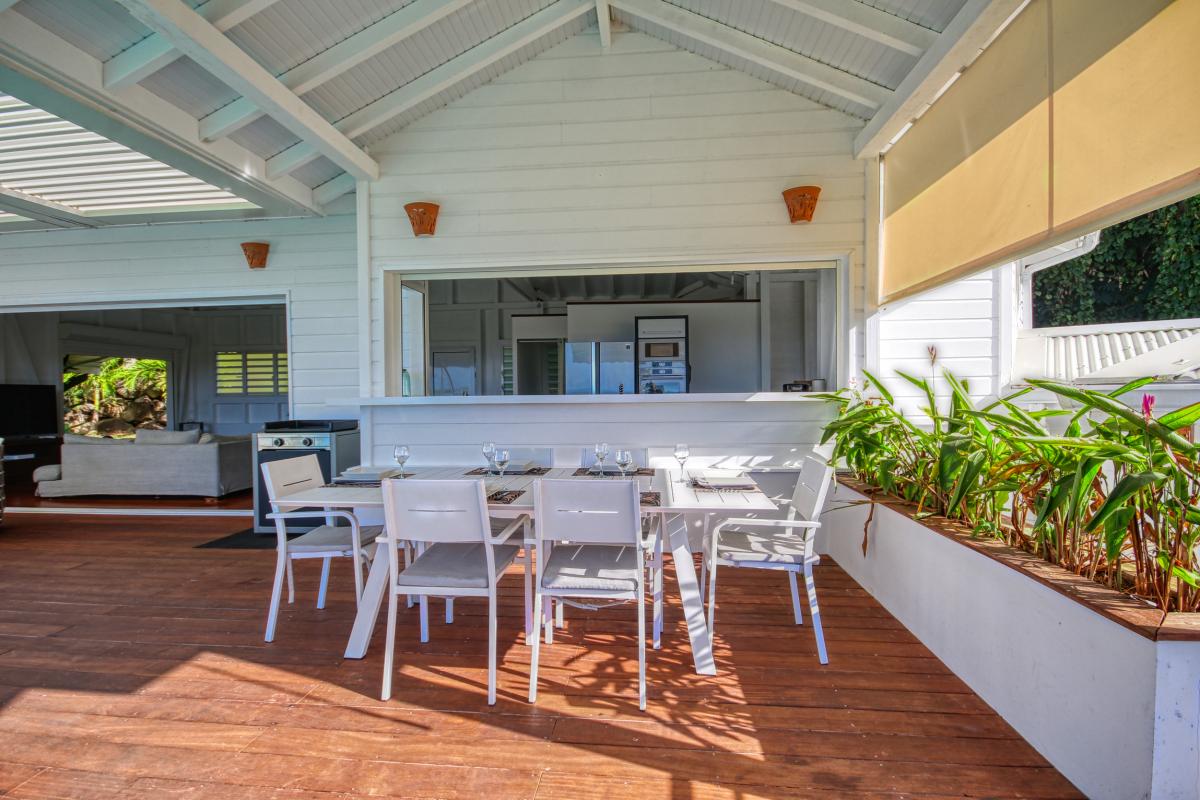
[1014,318,1200,383]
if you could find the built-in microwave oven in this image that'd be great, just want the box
[639,340,681,360]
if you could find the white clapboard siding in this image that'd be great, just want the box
[367,30,868,396]
[360,394,836,469]
[0,216,359,419]
[874,267,1008,415]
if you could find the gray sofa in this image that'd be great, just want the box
[35,430,252,498]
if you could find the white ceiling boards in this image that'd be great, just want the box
[0,0,972,231]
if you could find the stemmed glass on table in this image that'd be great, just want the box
[593,442,610,475]
[615,449,633,478]
[493,449,511,477]
[482,441,496,474]
[393,445,410,477]
[674,443,690,482]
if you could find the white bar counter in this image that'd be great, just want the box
[350,392,834,469]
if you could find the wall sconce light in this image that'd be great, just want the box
[241,241,269,269]
[782,185,821,223]
[404,202,440,237]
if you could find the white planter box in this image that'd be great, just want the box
[820,482,1200,800]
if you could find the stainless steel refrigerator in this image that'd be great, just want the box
[564,341,634,395]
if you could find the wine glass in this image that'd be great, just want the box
[393,445,410,477]
[615,449,633,478]
[674,443,690,481]
[482,441,496,473]
[594,442,610,474]
[493,449,510,477]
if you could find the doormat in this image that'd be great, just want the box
[196,529,298,549]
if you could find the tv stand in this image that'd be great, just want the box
[0,435,61,485]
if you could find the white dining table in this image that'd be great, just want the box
[272,465,777,676]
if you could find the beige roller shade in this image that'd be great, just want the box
[880,0,1200,304]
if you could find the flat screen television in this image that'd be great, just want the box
[0,384,59,438]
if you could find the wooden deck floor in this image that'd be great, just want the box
[0,514,1082,799]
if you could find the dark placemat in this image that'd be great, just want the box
[196,529,297,549]
[488,490,525,504]
[325,481,380,488]
[640,491,661,507]
[572,467,656,477]
[465,466,550,477]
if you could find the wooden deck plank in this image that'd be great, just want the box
[0,513,1083,799]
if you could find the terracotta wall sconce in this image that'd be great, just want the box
[782,186,821,223]
[404,202,440,237]
[241,241,269,269]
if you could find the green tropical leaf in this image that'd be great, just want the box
[1102,507,1135,560]
[1158,401,1200,431]
[1085,471,1166,532]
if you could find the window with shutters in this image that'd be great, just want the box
[215,351,288,395]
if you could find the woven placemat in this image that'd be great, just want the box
[465,466,550,477]
[488,490,525,504]
[572,467,655,477]
[640,491,661,507]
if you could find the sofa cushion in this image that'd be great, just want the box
[135,428,200,445]
[32,464,61,482]
[63,433,128,445]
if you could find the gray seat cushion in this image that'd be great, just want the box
[32,464,61,483]
[716,529,817,564]
[542,544,640,592]
[397,542,519,589]
[288,524,382,553]
[135,428,201,445]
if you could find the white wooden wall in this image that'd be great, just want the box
[0,216,359,420]
[366,30,868,394]
[871,266,1014,415]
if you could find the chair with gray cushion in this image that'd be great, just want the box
[260,455,379,642]
[529,478,660,711]
[380,478,526,705]
[704,455,834,664]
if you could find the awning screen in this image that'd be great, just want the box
[880,0,1200,304]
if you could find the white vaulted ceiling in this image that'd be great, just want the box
[0,0,980,231]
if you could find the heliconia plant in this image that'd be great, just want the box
[817,371,1200,612]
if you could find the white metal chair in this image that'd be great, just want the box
[704,455,834,664]
[380,478,526,705]
[260,455,380,642]
[528,478,660,710]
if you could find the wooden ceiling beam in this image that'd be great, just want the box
[763,0,937,58]
[199,0,475,142]
[611,0,891,112]
[114,0,378,180]
[103,0,281,91]
[265,0,592,182]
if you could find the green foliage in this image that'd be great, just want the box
[820,372,1200,612]
[63,357,166,409]
[1032,197,1200,327]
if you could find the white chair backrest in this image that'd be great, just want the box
[260,454,325,506]
[534,479,640,546]
[578,447,648,470]
[789,455,835,523]
[381,479,489,544]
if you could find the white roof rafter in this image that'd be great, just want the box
[854,0,1027,157]
[596,0,613,47]
[763,0,937,58]
[0,186,99,227]
[610,0,892,112]
[104,0,281,91]
[0,12,318,216]
[113,0,379,181]
[265,0,594,183]
[199,0,476,143]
